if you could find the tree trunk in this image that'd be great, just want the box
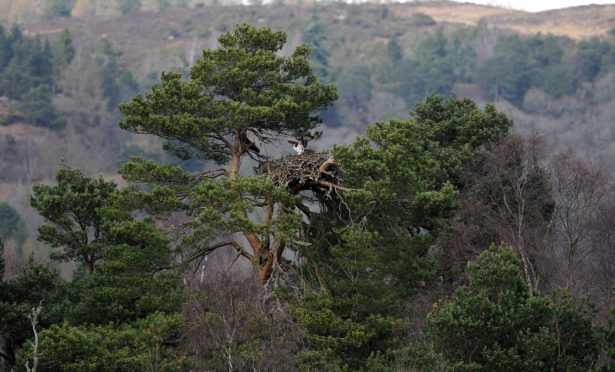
[229,151,240,180]
[85,260,94,276]
[258,241,286,286]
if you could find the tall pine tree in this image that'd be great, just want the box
[119,24,337,285]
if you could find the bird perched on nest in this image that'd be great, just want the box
[288,135,314,155]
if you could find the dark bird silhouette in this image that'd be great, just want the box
[288,135,315,155]
[239,132,260,154]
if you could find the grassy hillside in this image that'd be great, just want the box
[5,0,615,39]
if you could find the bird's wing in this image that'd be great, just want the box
[288,140,298,145]
[301,135,315,146]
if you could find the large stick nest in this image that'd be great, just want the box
[261,152,344,195]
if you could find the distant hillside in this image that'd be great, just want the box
[4,0,615,39]
[400,2,615,39]
[3,2,615,176]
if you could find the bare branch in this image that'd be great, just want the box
[187,240,253,263]
[25,300,43,372]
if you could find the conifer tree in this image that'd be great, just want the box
[31,166,119,275]
[119,24,337,285]
[0,26,10,72]
[53,29,75,75]
[293,95,512,369]
[0,203,28,247]
[425,245,599,371]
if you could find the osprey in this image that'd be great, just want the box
[288,135,314,155]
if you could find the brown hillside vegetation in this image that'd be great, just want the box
[399,2,615,39]
[0,0,47,24]
[0,122,62,182]
[9,1,615,40]
[482,4,615,39]
[17,2,615,75]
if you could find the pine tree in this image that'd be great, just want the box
[425,245,600,371]
[18,84,63,129]
[119,24,337,285]
[0,25,11,73]
[53,29,75,75]
[0,203,27,247]
[293,95,512,369]
[30,166,119,275]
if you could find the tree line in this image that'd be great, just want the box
[1,24,615,371]
[0,24,140,130]
[314,19,615,127]
[0,24,61,128]
[5,14,615,132]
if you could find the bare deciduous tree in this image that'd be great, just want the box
[183,273,301,371]
[595,202,615,302]
[25,301,43,372]
[435,134,555,291]
[550,150,614,293]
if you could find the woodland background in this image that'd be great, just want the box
[1,0,615,370]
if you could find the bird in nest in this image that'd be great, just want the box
[288,135,315,155]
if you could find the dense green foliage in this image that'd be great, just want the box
[17,84,63,128]
[577,37,615,82]
[290,95,512,369]
[0,24,71,128]
[0,238,4,279]
[0,25,53,100]
[118,24,337,286]
[410,12,436,27]
[93,37,138,108]
[336,63,372,126]
[420,245,600,371]
[52,29,75,78]
[0,165,184,370]
[478,34,578,104]
[301,12,334,84]
[374,29,475,110]
[0,259,66,348]
[120,23,337,161]
[116,144,162,169]
[60,219,181,325]
[0,202,27,247]
[599,299,615,371]
[44,0,75,20]
[3,21,615,372]
[16,312,186,371]
[304,25,615,125]
[30,166,119,275]
[118,0,142,15]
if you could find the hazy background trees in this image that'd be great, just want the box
[2,3,615,370]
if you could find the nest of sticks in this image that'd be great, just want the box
[262,152,345,196]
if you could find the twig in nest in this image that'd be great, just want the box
[264,152,348,196]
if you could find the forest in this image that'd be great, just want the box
[1,1,615,371]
